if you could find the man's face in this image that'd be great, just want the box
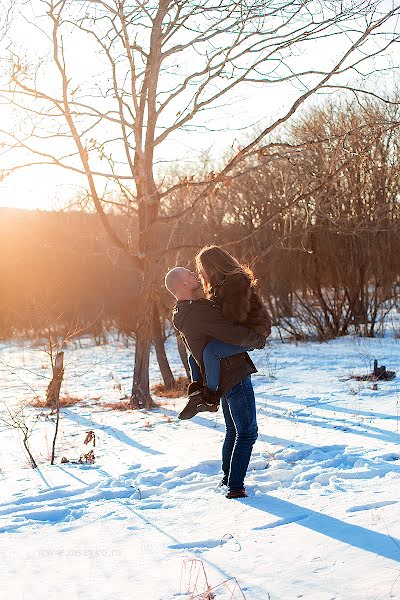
[184,269,201,291]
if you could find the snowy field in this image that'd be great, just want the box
[0,331,400,600]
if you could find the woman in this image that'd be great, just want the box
[188,245,271,405]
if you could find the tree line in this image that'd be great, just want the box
[2,100,400,348]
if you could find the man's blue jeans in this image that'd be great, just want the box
[188,353,202,383]
[221,376,258,492]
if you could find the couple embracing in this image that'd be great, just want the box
[165,246,271,499]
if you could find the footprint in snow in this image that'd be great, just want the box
[20,507,85,522]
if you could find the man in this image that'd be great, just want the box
[165,266,266,499]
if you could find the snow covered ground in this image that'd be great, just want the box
[0,331,399,600]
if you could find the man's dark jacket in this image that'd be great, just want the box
[172,299,265,396]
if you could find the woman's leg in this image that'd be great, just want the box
[188,353,202,383]
[203,339,251,392]
[224,376,258,492]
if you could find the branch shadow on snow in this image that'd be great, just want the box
[122,501,237,586]
[248,494,400,563]
[270,392,400,422]
[62,409,164,455]
[161,402,326,452]
[260,397,399,446]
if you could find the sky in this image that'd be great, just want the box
[0,0,398,211]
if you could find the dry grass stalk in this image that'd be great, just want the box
[102,400,134,411]
[152,376,189,398]
[32,395,82,409]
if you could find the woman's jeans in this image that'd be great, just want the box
[188,340,251,392]
[221,376,258,492]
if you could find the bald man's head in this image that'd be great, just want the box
[165,267,200,300]
[165,267,187,295]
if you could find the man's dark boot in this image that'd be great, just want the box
[225,488,248,499]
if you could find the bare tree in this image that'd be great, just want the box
[1,0,399,406]
[0,0,14,43]
[217,99,400,339]
[49,351,63,465]
[27,301,99,462]
[0,399,39,469]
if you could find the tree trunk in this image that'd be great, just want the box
[50,351,64,465]
[131,334,153,408]
[131,259,158,409]
[46,350,64,408]
[23,428,38,469]
[152,304,175,390]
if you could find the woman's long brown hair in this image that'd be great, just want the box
[195,245,256,296]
